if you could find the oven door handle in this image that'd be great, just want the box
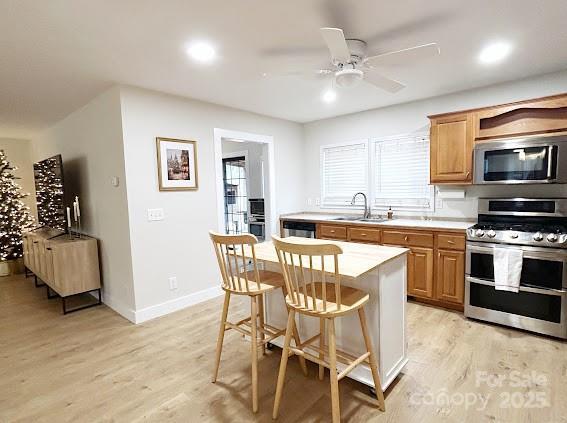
[466,242,567,260]
[466,276,566,296]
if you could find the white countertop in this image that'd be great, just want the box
[281,213,474,231]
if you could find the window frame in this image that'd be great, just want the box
[320,133,434,212]
[319,139,369,209]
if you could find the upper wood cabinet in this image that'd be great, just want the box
[474,94,567,140]
[429,113,474,184]
[429,93,567,185]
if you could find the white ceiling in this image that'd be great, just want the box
[1,0,567,138]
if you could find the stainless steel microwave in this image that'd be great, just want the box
[473,135,567,184]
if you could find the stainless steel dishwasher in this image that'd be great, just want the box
[281,220,316,238]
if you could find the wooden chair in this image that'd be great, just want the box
[271,236,385,423]
[209,231,307,413]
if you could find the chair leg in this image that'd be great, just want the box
[358,307,385,412]
[318,317,325,380]
[212,291,231,383]
[280,289,308,376]
[251,296,259,413]
[292,320,308,376]
[272,308,296,420]
[328,318,340,423]
[258,294,266,356]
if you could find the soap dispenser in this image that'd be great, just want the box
[387,206,393,220]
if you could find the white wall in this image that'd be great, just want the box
[303,70,567,218]
[118,86,304,320]
[0,138,37,219]
[32,87,136,320]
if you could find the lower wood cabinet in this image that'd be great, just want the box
[407,247,434,299]
[318,224,347,240]
[435,249,465,304]
[310,220,467,311]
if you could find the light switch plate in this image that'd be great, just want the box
[147,208,165,221]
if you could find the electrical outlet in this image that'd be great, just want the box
[147,208,165,221]
[168,276,178,290]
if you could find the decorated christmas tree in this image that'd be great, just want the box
[0,150,35,262]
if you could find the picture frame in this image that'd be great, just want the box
[156,137,199,191]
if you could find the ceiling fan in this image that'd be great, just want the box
[267,27,440,93]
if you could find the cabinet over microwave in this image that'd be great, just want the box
[473,135,567,184]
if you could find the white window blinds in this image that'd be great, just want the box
[372,134,433,210]
[321,140,368,206]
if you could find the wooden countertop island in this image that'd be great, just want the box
[245,237,409,391]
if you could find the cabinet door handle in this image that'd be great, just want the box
[466,171,471,178]
[330,230,335,233]
[46,248,52,251]
[447,240,455,244]
[404,236,409,241]
[33,241,38,244]
[361,233,367,236]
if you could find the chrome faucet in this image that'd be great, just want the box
[351,192,370,219]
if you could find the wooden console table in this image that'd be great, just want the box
[22,228,102,314]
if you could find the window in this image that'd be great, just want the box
[320,133,433,211]
[320,140,368,207]
[372,134,433,210]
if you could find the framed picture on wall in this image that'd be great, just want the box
[156,137,199,191]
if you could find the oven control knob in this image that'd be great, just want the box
[547,233,558,243]
[533,232,544,242]
[474,229,485,237]
[509,232,519,239]
[487,230,496,238]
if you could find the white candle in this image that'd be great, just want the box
[73,201,78,221]
[75,196,81,217]
[66,207,72,228]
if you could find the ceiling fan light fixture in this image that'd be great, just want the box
[335,68,363,87]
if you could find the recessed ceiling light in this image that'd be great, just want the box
[479,42,512,65]
[322,89,337,103]
[186,41,216,63]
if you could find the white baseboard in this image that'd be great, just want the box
[101,293,137,323]
[134,286,223,324]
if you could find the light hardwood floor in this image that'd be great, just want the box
[1,274,566,423]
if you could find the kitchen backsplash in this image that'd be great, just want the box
[306,184,567,220]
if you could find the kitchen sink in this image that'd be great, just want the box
[331,216,386,223]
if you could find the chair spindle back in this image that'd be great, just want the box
[209,231,262,293]
[272,236,343,313]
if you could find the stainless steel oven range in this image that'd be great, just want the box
[465,198,567,339]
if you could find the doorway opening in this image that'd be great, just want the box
[214,129,275,240]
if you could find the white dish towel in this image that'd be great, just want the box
[493,247,523,292]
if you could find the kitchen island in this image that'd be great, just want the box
[242,237,409,391]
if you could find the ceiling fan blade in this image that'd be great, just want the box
[364,43,440,67]
[320,27,351,64]
[364,70,405,93]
